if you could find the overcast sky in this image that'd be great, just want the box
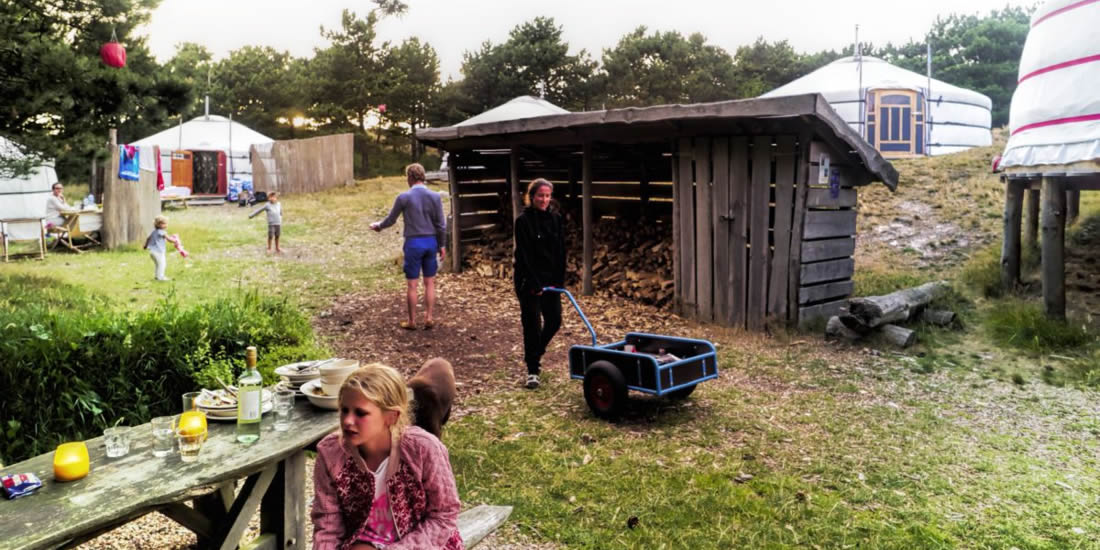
[143,0,1033,80]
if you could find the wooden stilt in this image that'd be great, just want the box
[582,141,593,296]
[1041,176,1066,319]
[1000,179,1025,291]
[1024,187,1040,250]
[1066,188,1080,225]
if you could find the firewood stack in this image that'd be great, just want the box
[825,281,957,348]
[461,214,675,308]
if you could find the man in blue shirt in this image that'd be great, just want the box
[371,163,447,329]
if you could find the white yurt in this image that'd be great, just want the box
[1000,0,1100,170]
[762,56,993,157]
[456,95,569,127]
[131,110,273,196]
[0,136,59,240]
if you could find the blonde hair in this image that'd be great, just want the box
[405,163,426,183]
[154,215,168,228]
[524,178,553,206]
[339,363,411,450]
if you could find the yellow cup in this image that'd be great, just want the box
[53,442,90,482]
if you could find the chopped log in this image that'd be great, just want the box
[920,309,956,327]
[880,324,916,348]
[847,281,950,328]
[825,316,861,342]
[838,314,872,336]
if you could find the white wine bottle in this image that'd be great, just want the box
[236,346,263,444]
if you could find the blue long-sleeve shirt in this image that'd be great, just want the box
[377,184,446,247]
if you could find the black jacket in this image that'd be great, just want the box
[513,206,566,294]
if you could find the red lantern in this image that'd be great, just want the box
[378,104,387,113]
[100,30,126,68]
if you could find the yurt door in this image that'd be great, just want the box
[867,90,919,157]
[171,151,193,190]
[192,151,219,195]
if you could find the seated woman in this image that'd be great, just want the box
[312,363,463,550]
[44,183,69,229]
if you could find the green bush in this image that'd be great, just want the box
[984,301,1095,355]
[0,274,328,464]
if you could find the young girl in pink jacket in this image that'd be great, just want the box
[312,364,463,550]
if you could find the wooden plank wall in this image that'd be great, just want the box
[250,133,354,194]
[796,140,861,326]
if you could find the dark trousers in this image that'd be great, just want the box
[517,291,562,375]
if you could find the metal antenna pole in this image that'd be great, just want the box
[926,39,933,155]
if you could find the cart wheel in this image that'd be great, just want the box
[666,384,697,401]
[583,361,627,420]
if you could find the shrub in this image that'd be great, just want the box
[984,301,1095,355]
[0,274,327,464]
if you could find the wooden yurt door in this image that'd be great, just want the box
[192,150,219,194]
[170,151,193,190]
[867,89,920,157]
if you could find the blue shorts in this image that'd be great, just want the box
[403,236,438,279]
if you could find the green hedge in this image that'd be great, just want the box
[0,274,327,464]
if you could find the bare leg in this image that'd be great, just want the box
[406,279,418,326]
[275,236,281,254]
[424,276,436,324]
[266,235,272,252]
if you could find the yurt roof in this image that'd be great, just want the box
[131,115,274,152]
[456,95,569,127]
[1001,0,1100,170]
[762,56,992,109]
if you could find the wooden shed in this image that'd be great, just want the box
[417,94,899,329]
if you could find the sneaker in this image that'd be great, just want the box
[525,374,540,390]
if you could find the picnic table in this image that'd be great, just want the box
[0,400,338,550]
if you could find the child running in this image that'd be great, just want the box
[143,216,186,281]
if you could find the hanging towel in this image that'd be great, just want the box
[154,145,165,190]
[139,145,157,172]
[119,145,140,181]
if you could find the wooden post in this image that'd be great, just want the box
[788,132,812,324]
[747,136,772,331]
[1024,187,1040,250]
[695,138,713,321]
[510,148,522,221]
[1041,176,1066,319]
[671,142,681,312]
[582,141,593,296]
[1066,188,1080,225]
[1000,179,1025,291]
[567,162,578,208]
[447,152,462,272]
[639,160,650,218]
[677,138,696,316]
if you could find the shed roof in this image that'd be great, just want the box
[418,93,898,190]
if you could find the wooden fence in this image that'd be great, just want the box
[250,133,354,194]
[103,130,160,249]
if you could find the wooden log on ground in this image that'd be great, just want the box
[847,281,950,328]
[458,504,513,549]
[825,316,861,342]
[920,309,956,327]
[880,324,916,348]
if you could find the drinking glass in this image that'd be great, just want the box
[182,391,201,412]
[177,427,206,463]
[103,426,130,458]
[273,390,295,431]
[151,416,175,457]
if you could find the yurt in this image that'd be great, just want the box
[762,56,993,157]
[131,112,273,196]
[456,95,568,126]
[0,137,59,240]
[1000,0,1100,170]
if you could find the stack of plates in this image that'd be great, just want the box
[195,388,274,421]
[274,360,326,396]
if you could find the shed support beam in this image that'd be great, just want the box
[510,148,522,220]
[1066,189,1080,226]
[582,141,593,295]
[1041,176,1066,319]
[1024,188,1040,250]
[1000,179,1025,291]
[447,153,461,272]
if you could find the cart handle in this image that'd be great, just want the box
[542,287,597,346]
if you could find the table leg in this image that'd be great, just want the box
[261,450,307,550]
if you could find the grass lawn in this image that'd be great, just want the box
[4,164,1100,548]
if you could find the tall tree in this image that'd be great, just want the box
[732,38,811,98]
[601,27,737,107]
[208,46,304,139]
[384,38,440,159]
[164,42,215,119]
[0,0,189,179]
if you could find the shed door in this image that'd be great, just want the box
[867,90,919,157]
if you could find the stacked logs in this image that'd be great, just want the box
[461,214,675,308]
[825,281,957,348]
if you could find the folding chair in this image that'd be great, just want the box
[48,212,101,253]
[1,218,47,262]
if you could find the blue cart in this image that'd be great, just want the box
[544,287,719,420]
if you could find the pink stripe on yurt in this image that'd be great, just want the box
[1032,0,1100,26]
[1018,54,1100,83]
[1012,113,1100,135]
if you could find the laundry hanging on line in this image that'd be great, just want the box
[119,145,140,181]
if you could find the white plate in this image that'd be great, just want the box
[301,379,338,410]
[275,361,326,381]
[204,400,274,421]
[196,388,273,411]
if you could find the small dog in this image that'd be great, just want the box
[407,357,456,439]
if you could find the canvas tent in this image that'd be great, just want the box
[1000,0,1100,169]
[0,136,59,240]
[456,95,569,127]
[132,114,273,195]
[762,56,993,157]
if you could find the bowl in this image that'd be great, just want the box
[301,379,338,410]
[319,358,359,384]
[321,380,342,397]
